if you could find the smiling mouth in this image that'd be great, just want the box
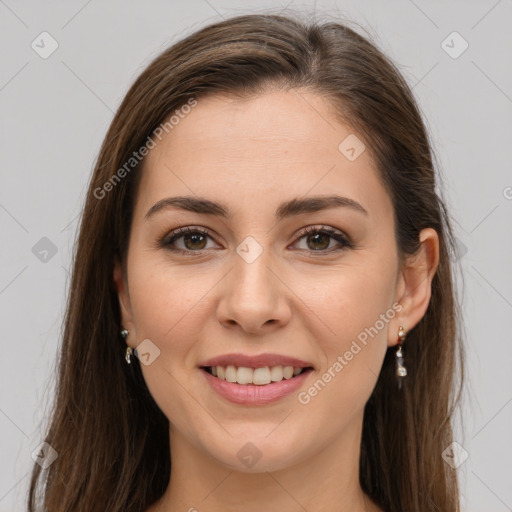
[201,365,314,385]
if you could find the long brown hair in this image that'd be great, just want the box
[28,12,464,512]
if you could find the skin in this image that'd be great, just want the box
[114,89,439,512]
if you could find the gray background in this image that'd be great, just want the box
[1,1,511,510]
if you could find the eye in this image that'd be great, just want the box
[160,225,352,255]
[292,225,352,253]
[161,226,217,253]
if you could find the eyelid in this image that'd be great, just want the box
[160,226,218,248]
[293,224,349,241]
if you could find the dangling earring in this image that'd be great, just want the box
[120,329,132,364]
[395,325,407,389]
[125,346,133,364]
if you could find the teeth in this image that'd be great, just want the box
[253,367,271,385]
[283,366,294,379]
[237,366,253,385]
[225,365,237,383]
[209,365,306,385]
[270,365,283,382]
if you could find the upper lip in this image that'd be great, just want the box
[199,353,314,369]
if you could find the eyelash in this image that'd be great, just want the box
[160,225,352,256]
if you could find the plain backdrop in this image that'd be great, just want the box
[1,1,511,511]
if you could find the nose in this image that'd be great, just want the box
[216,246,292,335]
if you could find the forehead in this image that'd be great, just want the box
[135,90,391,222]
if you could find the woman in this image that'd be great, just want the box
[28,12,464,512]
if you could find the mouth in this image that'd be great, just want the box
[200,365,314,385]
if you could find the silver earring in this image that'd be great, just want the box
[120,329,132,364]
[396,325,407,389]
[125,346,133,364]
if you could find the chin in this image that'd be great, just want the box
[199,432,307,473]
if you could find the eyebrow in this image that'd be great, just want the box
[144,194,368,221]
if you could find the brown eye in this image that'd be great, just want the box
[306,232,331,251]
[293,226,352,253]
[161,225,352,256]
[162,227,216,253]
[182,232,208,250]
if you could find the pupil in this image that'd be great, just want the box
[309,233,328,250]
[185,233,206,250]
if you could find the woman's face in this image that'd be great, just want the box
[115,89,414,472]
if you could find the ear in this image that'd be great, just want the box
[388,227,440,347]
[113,258,137,347]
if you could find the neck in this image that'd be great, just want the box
[149,413,381,512]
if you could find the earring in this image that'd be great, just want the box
[125,346,133,365]
[395,325,407,388]
[120,329,132,364]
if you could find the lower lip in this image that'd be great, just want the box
[200,368,313,405]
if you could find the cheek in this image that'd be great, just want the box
[129,257,205,333]
[126,259,216,422]
[299,259,397,395]
[127,257,221,374]
[303,257,397,342]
